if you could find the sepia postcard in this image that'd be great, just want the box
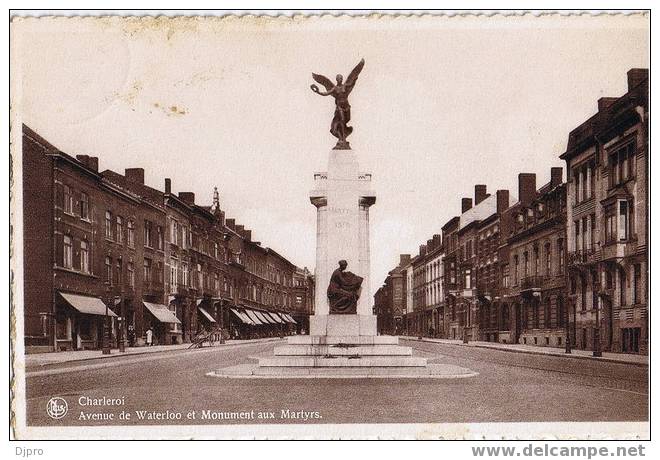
[9,11,650,441]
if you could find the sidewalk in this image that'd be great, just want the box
[25,337,284,368]
[400,336,648,367]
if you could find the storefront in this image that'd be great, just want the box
[143,301,182,345]
[55,292,118,351]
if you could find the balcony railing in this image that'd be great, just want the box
[568,249,600,266]
[520,275,544,292]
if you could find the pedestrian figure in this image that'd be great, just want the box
[146,327,153,347]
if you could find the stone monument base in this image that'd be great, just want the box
[309,314,377,336]
[208,334,479,379]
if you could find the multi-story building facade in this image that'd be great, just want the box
[374,254,409,335]
[423,236,443,337]
[560,68,648,354]
[22,125,313,352]
[501,170,567,347]
[454,185,510,342]
[442,216,461,339]
[475,189,510,343]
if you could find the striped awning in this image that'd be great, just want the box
[59,292,117,317]
[230,308,254,325]
[198,306,216,323]
[244,309,265,325]
[143,302,181,324]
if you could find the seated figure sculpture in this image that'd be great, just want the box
[327,260,363,314]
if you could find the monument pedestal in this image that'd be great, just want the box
[209,147,476,379]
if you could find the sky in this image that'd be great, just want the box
[12,13,649,291]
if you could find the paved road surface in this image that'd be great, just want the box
[24,338,648,426]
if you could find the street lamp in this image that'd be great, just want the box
[564,298,572,354]
[115,295,125,353]
[102,286,111,355]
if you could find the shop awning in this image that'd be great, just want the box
[266,312,285,324]
[198,306,216,323]
[284,313,297,324]
[277,313,291,323]
[254,310,274,325]
[244,309,265,325]
[143,302,181,324]
[59,292,117,317]
[230,308,254,325]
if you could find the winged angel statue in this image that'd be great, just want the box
[310,58,365,149]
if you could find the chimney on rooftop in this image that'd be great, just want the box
[598,97,618,112]
[419,244,427,256]
[226,218,235,230]
[461,198,472,213]
[399,254,411,266]
[475,184,489,205]
[550,167,563,188]
[627,68,648,91]
[496,189,510,214]
[518,173,536,206]
[178,192,195,206]
[165,178,171,194]
[125,168,144,185]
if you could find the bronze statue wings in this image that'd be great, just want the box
[311,73,335,92]
[311,58,365,91]
[345,58,365,88]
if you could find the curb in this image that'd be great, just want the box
[26,337,285,370]
[401,337,648,368]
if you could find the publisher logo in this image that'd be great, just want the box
[46,397,68,419]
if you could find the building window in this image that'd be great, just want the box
[157,225,164,250]
[618,200,629,241]
[610,141,636,187]
[182,262,189,287]
[116,216,124,244]
[116,258,123,285]
[144,220,153,248]
[105,211,113,239]
[170,258,178,287]
[619,267,626,307]
[80,240,89,273]
[557,296,565,328]
[523,251,529,278]
[127,220,135,247]
[502,264,509,288]
[581,277,587,311]
[143,258,152,283]
[127,262,135,287]
[80,192,89,220]
[105,256,112,284]
[533,246,539,276]
[464,269,472,289]
[156,262,163,283]
[633,264,642,304]
[575,220,581,251]
[544,243,551,276]
[170,219,179,246]
[181,226,188,249]
[63,185,74,215]
[513,255,519,285]
[557,239,564,274]
[604,204,616,243]
[63,235,73,268]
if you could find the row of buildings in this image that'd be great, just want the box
[374,68,648,355]
[22,125,314,353]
